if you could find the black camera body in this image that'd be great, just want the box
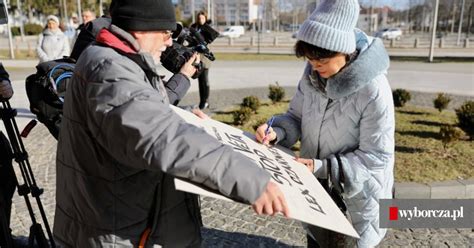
[160,23,219,79]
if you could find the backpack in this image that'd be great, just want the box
[25,58,75,139]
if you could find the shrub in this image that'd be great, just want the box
[455,100,474,140]
[252,117,268,131]
[241,95,260,113]
[10,26,20,36]
[439,125,464,149]
[233,107,252,125]
[433,93,451,112]
[268,82,285,103]
[180,17,193,29]
[392,89,411,107]
[24,23,44,35]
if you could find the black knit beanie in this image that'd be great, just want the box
[111,0,177,31]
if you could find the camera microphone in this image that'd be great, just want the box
[0,80,13,101]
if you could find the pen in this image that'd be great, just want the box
[262,116,275,143]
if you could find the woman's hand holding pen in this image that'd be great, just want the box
[256,116,276,146]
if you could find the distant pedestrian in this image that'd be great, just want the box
[81,9,96,25]
[36,15,70,63]
[71,9,97,48]
[191,11,212,109]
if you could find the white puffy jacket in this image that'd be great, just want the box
[36,28,70,62]
[272,31,395,247]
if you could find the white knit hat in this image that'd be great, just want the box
[297,0,360,54]
[46,15,59,24]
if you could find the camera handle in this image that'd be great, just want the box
[0,100,56,248]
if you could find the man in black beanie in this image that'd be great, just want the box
[53,0,289,247]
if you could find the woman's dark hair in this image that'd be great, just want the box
[294,40,358,62]
[294,40,339,60]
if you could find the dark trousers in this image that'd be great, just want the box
[198,68,209,108]
[306,227,355,248]
[0,132,16,246]
[306,179,357,248]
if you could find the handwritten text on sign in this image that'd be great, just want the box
[172,106,359,238]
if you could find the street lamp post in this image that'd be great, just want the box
[63,0,68,23]
[457,0,466,46]
[207,0,211,23]
[77,0,82,23]
[429,0,440,62]
[192,0,195,24]
[3,0,15,59]
[16,0,24,41]
[99,0,104,16]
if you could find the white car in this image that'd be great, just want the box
[375,28,402,40]
[221,26,245,38]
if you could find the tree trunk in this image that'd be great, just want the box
[467,3,473,38]
[451,1,457,33]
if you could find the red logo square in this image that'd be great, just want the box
[389,206,398,221]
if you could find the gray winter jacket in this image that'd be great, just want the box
[36,29,70,63]
[272,31,394,247]
[53,25,270,247]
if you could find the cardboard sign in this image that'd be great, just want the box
[171,106,359,238]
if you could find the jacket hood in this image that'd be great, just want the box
[96,25,159,78]
[306,30,390,100]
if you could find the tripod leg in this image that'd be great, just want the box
[0,131,15,248]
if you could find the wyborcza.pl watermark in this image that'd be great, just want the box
[379,199,473,228]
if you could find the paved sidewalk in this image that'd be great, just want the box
[7,87,473,247]
[9,124,473,248]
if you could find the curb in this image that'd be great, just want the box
[394,179,474,199]
[1,59,38,68]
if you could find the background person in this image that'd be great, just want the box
[256,0,395,247]
[54,0,289,247]
[36,15,70,63]
[71,9,97,48]
[191,11,212,109]
[81,9,96,25]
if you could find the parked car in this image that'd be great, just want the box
[375,28,402,40]
[221,26,245,38]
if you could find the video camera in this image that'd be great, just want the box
[160,23,219,79]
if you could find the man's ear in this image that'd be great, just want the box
[130,31,144,40]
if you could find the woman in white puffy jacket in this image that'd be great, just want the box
[36,15,70,63]
[256,0,395,247]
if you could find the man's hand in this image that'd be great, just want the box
[252,181,290,217]
[179,53,199,79]
[192,108,209,119]
[0,79,13,101]
[294,157,314,173]
[255,124,277,146]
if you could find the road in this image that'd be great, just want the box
[177,60,474,96]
